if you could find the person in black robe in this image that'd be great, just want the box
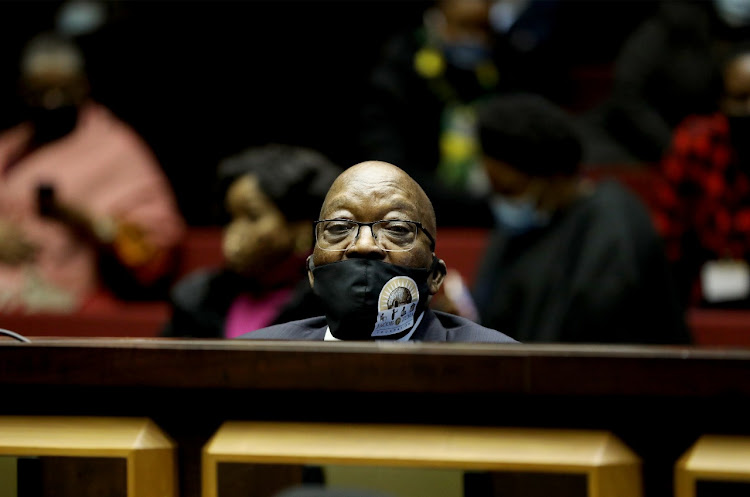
[471,93,690,344]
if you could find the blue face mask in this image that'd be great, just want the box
[442,41,491,71]
[715,0,750,27]
[491,194,550,236]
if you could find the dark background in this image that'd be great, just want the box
[0,0,660,225]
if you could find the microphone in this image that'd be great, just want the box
[0,328,31,343]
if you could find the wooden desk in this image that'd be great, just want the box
[1,339,749,497]
[0,415,176,497]
[675,435,750,497]
[203,422,641,497]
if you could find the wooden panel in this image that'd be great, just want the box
[676,435,750,497]
[203,422,642,497]
[0,416,176,497]
[1,339,750,497]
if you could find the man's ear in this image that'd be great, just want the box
[428,257,447,295]
[306,255,315,289]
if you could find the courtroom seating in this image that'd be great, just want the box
[675,435,750,497]
[202,421,642,497]
[4,222,750,345]
[1,227,226,338]
[0,416,176,497]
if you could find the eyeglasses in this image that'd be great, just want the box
[314,219,436,252]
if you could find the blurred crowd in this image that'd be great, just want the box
[2,0,750,344]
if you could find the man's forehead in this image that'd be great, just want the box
[323,192,419,213]
[322,188,421,218]
[319,162,434,230]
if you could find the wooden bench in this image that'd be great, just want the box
[0,416,176,497]
[203,421,642,497]
[675,435,750,497]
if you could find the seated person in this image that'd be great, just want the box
[161,144,341,338]
[0,31,185,312]
[579,0,750,164]
[357,0,499,227]
[471,93,690,344]
[653,42,750,309]
[239,160,518,343]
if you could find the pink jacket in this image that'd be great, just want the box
[0,101,185,312]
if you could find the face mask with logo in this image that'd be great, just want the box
[490,194,550,236]
[310,257,437,340]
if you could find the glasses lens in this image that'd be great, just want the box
[315,220,419,252]
[373,221,417,252]
[316,220,357,251]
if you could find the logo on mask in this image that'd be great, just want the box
[372,276,419,337]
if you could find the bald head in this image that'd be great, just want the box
[321,161,437,236]
[311,160,446,295]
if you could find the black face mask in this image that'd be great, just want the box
[310,257,437,340]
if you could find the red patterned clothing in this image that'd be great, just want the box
[653,112,750,303]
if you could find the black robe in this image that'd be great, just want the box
[472,180,691,344]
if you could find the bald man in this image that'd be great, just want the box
[238,161,517,342]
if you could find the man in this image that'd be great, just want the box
[471,93,690,344]
[239,161,517,342]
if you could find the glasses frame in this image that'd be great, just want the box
[313,219,436,252]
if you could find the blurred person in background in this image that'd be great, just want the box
[161,144,341,338]
[358,0,500,227]
[653,42,750,310]
[358,0,572,227]
[470,93,689,344]
[0,31,185,312]
[579,0,750,164]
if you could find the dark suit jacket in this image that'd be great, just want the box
[237,310,518,343]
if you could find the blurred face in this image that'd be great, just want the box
[21,71,88,111]
[482,155,580,213]
[482,156,551,210]
[721,53,750,117]
[19,69,89,142]
[310,162,445,295]
[222,174,295,279]
[439,0,492,45]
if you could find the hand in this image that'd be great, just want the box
[0,220,39,265]
[38,196,114,245]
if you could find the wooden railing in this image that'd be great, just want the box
[1,338,750,496]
